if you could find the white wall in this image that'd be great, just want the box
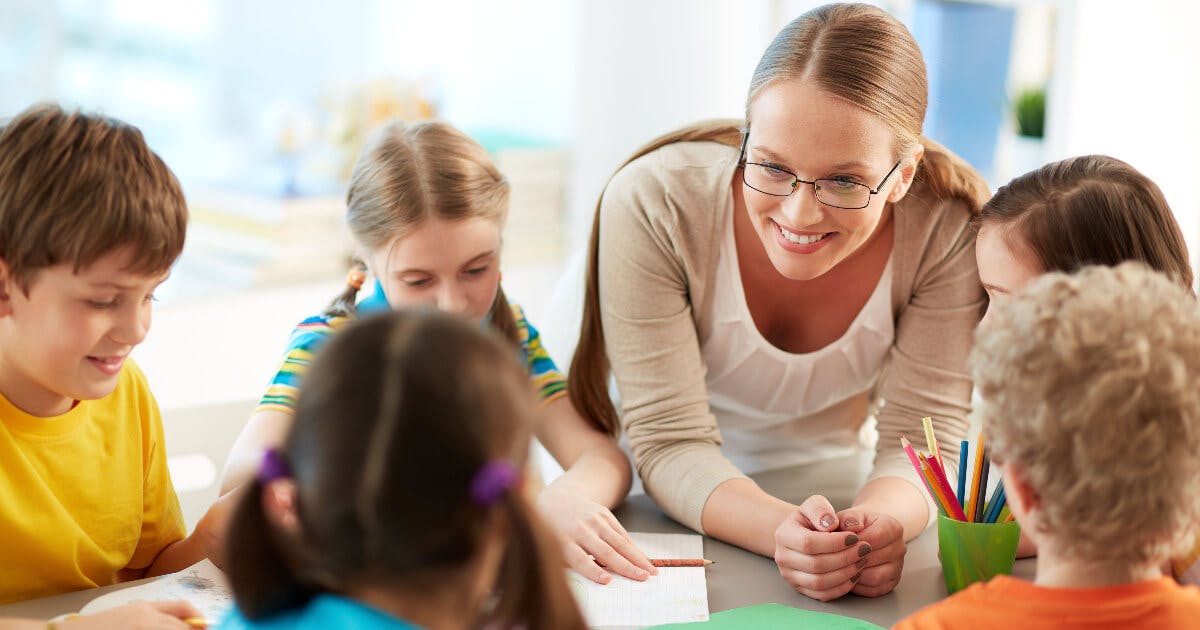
[565,0,800,249]
[1049,0,1200,278]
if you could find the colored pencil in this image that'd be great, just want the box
[922,416,946,473]
[919,457,952,518]
[983,482,1007,524]
[183,619,210,629]
[957,440,969,507]
[650,558,714,567]
[965,433,986,522]
[923,453,968,521]
[901,435,939,502]
[973,446,991,523]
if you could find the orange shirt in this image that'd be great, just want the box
[893,575,1200,630]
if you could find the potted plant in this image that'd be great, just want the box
[1011,87,1046,175]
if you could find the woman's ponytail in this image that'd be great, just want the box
[569,119,744,437]
[915,136,990,213]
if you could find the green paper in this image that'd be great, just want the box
[648,603,885,629]
[937,514,1021,594]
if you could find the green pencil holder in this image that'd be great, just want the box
[936,514,1020,594]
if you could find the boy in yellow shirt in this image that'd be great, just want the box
[0,104,223,625]
[896,263,1200,629]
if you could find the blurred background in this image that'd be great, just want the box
[2,0,1198,526]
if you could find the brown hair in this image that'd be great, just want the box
[225,310,585,629]
[973,263,1200,565]
[569,2,990,436]
[0,103,187,290]
[978,154,1193,289]
[325,119,518,344]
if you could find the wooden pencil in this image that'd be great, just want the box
[650,558,714,567]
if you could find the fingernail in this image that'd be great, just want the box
[858,543,872,557]
[844,534,859,547]
[855,558,869,569]
[638,570,649,580]
[844,518,859,528]
[600,572,611,582]
[851,571,863,583]
[819,515,835,529]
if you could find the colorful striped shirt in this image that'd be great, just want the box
[256,283,567,414]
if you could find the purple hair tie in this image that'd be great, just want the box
[470,460,519,506]
[258,448,291,483]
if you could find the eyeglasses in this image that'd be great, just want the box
[737,133,901,210]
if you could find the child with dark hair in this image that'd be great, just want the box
[219,310,586,629]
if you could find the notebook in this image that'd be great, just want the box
[568,532,709,628]
[79,559,233,624]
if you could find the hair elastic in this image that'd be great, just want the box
[258,448,292,483]
[345,266,367,291]
[469,460,519,506]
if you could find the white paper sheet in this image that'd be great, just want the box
[80,559,233,623]
[568,532,710,628]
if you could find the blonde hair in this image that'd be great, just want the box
[326,120,518,343]
[978,154,1193,289]
[973,263,1200,565]
[569,2,989,436]
[0,103,187,290]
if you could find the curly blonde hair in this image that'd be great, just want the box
[972,262,1200,565]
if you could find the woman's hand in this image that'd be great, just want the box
[773,495,876,601]
[59,601,204,629]
[536,484,657,585]
[835,507,906,597]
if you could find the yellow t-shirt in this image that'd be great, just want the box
[0,359,185,604]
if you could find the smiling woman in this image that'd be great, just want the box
[568,2,990,602]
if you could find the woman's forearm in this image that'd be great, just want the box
[700,478,796,556]
[852,476,929,541]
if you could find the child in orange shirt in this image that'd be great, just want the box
[895,263,1200,629]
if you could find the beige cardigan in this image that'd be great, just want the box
[597,141,983,532]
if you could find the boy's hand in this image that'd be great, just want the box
[60,601,203,629]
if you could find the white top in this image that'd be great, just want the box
[701,211,895,474]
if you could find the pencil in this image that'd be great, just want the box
[183,618,209,629]
[923,453,967,521]
[965,432,986,522]
[650,558,714,567]
[901,436,940,509]
[957,440,969,507]
[983,482,1007,524]
[974,446,991,523]
[919,457,952,518]
[922,416,945,473]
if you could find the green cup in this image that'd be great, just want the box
[936,514,1021,594]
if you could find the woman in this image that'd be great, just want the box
[569,3,989,601]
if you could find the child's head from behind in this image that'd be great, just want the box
[973,263,1200,567]
[976,155,1192,320]
[226,309,583,629]
[329,120,510,327]
[0,104,186,414]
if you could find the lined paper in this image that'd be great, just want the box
[569,532,709,628]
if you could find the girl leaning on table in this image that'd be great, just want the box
[219,119,654,585]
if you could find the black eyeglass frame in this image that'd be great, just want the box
[737,132,902,210]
